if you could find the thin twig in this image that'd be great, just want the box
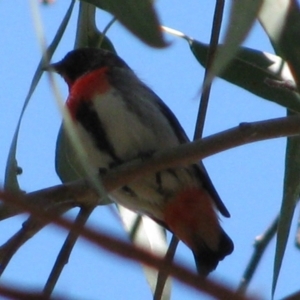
[151,3,226,297]
[0,201,72,277]
[281,290,300,300]
[194,0,225,140]
[128,214,142,241]
[3,0,75,211]
[43,206,95,297]
[153,235,179,300]
[0,282,68,300]
[295,204,300,249]
[0,191,259,300]
[0,217,43,276]
[0,179,95,221]
[99,17,117,48]
[157,3,223,297]
[237,215,279,294]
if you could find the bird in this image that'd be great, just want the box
[48,48,233,276]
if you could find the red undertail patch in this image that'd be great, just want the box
[163,187,221,252]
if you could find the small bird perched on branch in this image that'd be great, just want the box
[48,48,233,276]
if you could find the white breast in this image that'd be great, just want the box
[91,87,179,160]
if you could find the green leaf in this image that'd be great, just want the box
[258,1,300,296]
[205,0,263,86]
[54,1,112,205]
[190,40,300,113]
[259,0,290,46]
[4,0,76,192]
[80,0,167,48]
[74,2,116,53]
[259,0,300,85]
[118,206,171,300]
[273,114,300,296]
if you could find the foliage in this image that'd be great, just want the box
[1,0,300,299]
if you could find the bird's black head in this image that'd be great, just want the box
[49,48,129,85]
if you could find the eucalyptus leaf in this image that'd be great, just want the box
[190,40,300,113]
[258,0,300,296]
[259,0,300,84]
[205,0,263,86]
[80,0,166,48]
[118,206,171,300]
[273,126,300,296]
[74,2,116,53]
[55,2,111,205]
[4,0,76,192]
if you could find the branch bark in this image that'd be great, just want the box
[0,114,299,292]
[1,114,300,221]
[0,191,260,300]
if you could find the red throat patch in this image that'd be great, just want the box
[66,67,111,119]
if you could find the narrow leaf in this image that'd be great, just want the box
[54,3,111,205]
[206,0,263,85]
[273,116,300,296]
[190,40,300,112]
[118,206,171,300]
[4,0,76,192]
[258,1,300,296]
[74,2,116,52]
[80,0,167,48]
[259,0,290,45]
[259,0,300,85]
[55,3,110,183]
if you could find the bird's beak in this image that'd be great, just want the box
[42,62,60,73]
[42,61,72,88]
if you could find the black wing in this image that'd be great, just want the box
[148,87,230,218]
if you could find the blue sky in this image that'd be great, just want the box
[0,1,298,299]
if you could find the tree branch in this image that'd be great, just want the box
[43,206,95,297]
[194,0,224,140]
[153,235,179,300]
[237,215,278,294]
[0,191,260,300]
[281,290,300,300]
[0,282,68,300]
[0,201,73,276]
[1,115,300,222]
[0,114,296,295]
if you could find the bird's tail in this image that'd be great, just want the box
[163,187,233,276]
[193,228,233,276]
